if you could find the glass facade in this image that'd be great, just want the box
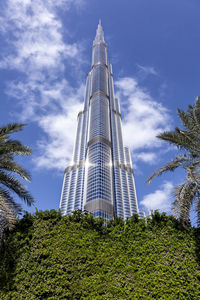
[59,21,143,220]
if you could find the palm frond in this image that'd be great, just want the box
[177,97,200,140]
[147,96,200,226]
[186,163,200,186]
[0,123,26,138]
[0,123,33,240]
[0,187,22,212]
[192,97,200,135]
[147,155,191,184]
[0,172,34,206]
[0,140,31,156]
[177,108,196,132]
[0,188,21,232]
[195,196,200,227]
[0,159,31,181]
[172,181,196,225]
[157,129,200,154]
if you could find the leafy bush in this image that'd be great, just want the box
[0,210,200,299]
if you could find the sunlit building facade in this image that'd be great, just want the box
[60,22,141,220]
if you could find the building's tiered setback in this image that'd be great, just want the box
[60,21,142,221]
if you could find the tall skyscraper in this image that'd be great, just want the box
[60,21,141,221]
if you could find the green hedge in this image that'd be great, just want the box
[0,210,200,299]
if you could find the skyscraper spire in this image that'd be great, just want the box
[94,20,105,44]
[59,23,142,221]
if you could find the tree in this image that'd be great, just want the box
[0,123,34,240]
[147,97,200,226]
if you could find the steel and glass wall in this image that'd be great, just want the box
[60,22,141,220]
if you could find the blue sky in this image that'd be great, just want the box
[0,0,200,223]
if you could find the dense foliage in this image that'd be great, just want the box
[1,210,200,299]
[147,97,200,226]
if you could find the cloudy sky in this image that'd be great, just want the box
[0,0,199,221]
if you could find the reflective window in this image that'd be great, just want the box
[92,64,108,95]
[92,44,107,65]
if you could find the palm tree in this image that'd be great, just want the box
[0,123,34,238]
[147,97,200,226]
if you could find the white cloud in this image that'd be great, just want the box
[134,152,157,164]
[115,77,171,163]
[141,181,174,212]
[0,0,86,170]
[35,85,84,170]
[0,0,81,74]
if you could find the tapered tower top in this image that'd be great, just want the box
[93,20,105,44]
